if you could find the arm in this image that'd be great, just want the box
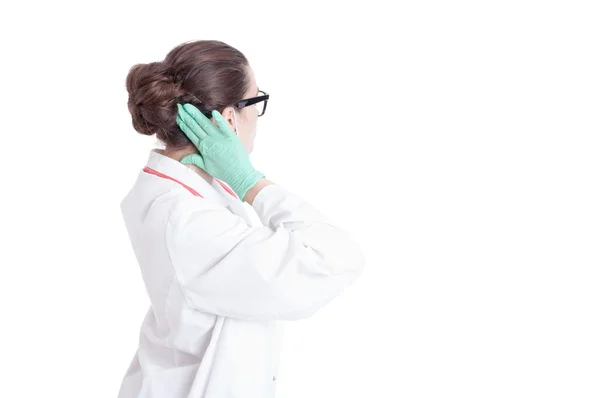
[243,177,274,205]
[165,181,365,321]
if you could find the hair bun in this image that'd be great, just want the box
[126,62,186,137]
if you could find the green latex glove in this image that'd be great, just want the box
[176,103,265,202]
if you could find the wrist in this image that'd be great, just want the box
[233,170,265,202]
[243,178,273,205]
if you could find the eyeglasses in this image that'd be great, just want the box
[234,89,269,117]
[201,90,269,119]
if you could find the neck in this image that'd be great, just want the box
[160,146,214,185]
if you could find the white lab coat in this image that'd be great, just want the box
[117,149,365,398]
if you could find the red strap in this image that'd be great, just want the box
[143,167,203,197]
[215,179,239,200]
[143,167,239,200]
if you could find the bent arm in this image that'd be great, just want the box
[166,183,365,321]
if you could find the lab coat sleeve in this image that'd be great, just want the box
[165,183,365,321]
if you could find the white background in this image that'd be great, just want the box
[1,1,599,397]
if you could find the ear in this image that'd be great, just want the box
[215,106,237,132]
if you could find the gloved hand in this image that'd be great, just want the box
[176,103,265,202]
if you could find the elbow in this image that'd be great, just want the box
[280,251,366,322]
[337,245,366,290]
[349,244,367,275]
[313,238,366,278]
[329,228,366,276]
[276,277,361,321]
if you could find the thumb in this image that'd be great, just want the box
[180,153,206,171]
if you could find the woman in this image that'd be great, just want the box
[119,39,365,398]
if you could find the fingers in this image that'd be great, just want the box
[178,103,235,142]
[176,113,201,147]
[180,153,206,171]
[211,110,236,138]
[177,103,210,141]
[182,103,220,136]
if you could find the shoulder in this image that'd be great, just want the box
[166,193,246,235]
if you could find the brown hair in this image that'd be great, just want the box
[126,40,250,148]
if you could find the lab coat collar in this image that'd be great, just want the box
[145,150,252,225]
[145,149,228,205]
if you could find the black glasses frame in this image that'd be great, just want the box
[234,90,269,117]
[201,90,269,119]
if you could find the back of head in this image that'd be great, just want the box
[126,40,249,148]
